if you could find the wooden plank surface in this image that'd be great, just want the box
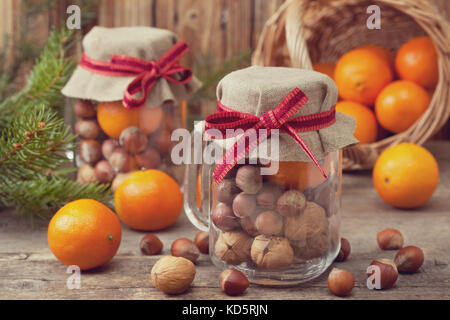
[1,141,449,300]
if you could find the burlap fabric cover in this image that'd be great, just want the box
[199,66,357,162]
[62,26,202,107]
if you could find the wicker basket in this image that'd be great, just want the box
[252,0,450,170]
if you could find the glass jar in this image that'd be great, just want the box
[184,136,342,285]
[74,99,186,188]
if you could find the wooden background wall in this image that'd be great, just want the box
[0,0,449,137]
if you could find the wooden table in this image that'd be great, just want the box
[1,141,449,300]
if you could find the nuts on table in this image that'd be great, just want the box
[235,165,262,194]
[394,245,424,273]
[377,228,404,250]
[212,203,240,231]
[256,183,283,209]
[250,235,294,270]
[335,237,351,262]
[277,190,307,217]
[119,126,148,154]
[151,256,196,295]
[255,211,283,236]
[140,234,163,255]
[284,201,328,241]
[232,193,257,218]
[215,179,240,204]
[171,238,200,263]
[327,268,355,297]
[368,258,398,290]
[194,231,209,254]
[219,269,250,296]
[214,231,252,265]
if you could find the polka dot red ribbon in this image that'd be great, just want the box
[204,88,336,183]
[79,41,193,109]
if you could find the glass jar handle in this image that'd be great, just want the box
[183,128,209,232]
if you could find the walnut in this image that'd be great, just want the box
[214,231,252,265]
[283,201,328,241]
[277,189,307,217]
[291,230,330,260]
[250,235,294,270]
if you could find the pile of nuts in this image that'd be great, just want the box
[74,100,181,189]
[212,165,336,271]
[328,228,425,297]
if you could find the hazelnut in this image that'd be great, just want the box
[151,256,196,295]
[327,268,355,297]
[335,237,351,262]
[240,215,259,236]
[109,148,136,172]
[255,211,283,236]
[74,119,100,139]
[171,238,200,263]
[215,179,240,204]
[150,129,172,154]
[394,246,424,273]
[284,201,328,241]
[214,231,252,265]
[94,160,115,183]
[77,163,97,184]
[277,190,306,217]
[111,171,137,192]
[368,258,398,290]
[256,183,283,209]
[140,234,163,255]
[102,139,119,160]
[79,139,102,165]
[219,269,249,296]
[73,100,96,119]
[377,228,404,250]
[119,126,147,154]
[250,235,294,270]
[212,203,240,231]
[232,193,257,218]
[194,231,209,254]
[291,230,329,260]
[235,166,262,194]
[135,147,161,169]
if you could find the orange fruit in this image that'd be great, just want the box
[395,36,438,89]
[375,80,430,133]
[334,47,393,105]
[267,156,331,191]
[336,101,378,144]
[48,199,122,270]
[97,101,163,139]
[114,169,182,231]
[362,44,395,68]
[373,143,439,208]
[313,62,336,79]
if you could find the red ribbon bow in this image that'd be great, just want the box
[205,88,336,183]
[80,41,193,109]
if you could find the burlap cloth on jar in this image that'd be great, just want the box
[199,66,358,162]
[62,26,202,106]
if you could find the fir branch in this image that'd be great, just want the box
[0,28,75,131]
[0,175,112,219]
